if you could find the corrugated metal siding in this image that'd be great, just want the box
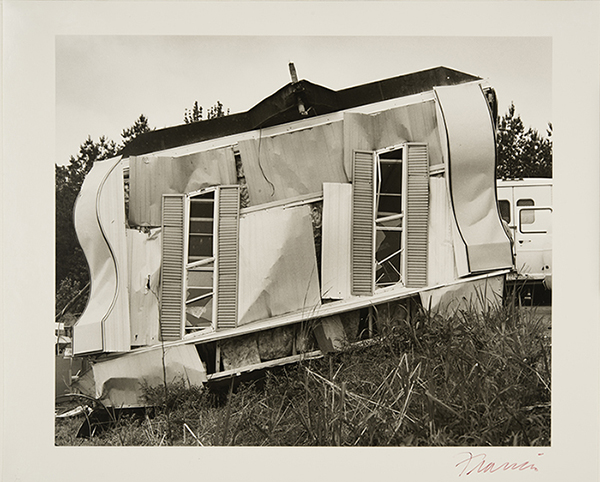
[216,186,240,329]
[160,195,185,341]
[405,144,429,288]
[351,150,375,296]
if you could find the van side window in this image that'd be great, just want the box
[498,200,510,223]
[517,198,535,224]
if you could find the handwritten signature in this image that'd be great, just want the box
[456,452,543,476]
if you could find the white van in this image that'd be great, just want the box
[496,178,552,289]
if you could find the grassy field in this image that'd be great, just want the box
[55,297,551,446]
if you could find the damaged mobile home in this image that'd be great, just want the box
[70,66,514,407]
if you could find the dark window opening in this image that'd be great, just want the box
[375,149,403,287]
[186,190,216,332]
[498,200,510,223]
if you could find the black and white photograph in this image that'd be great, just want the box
[54,35,553,447]
[3,2,600,481]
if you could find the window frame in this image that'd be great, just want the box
[183,187,218,332]
[516,198,535,226]
[374,145,407,289]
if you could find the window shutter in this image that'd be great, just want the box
[351,150,376,296]
[215,186,240,329]
[405,144,429,288]
[160,194,186,341]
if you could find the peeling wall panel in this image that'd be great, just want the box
[129,147,237,226]
[238,122,346,206]
[435,83,513,273]
[73,156,130,355]
[127,228,161,347]
[321,183,352,299]
[238,205,321,325]
[373,100,442,166]
[427,176,457,285]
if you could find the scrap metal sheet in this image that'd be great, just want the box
[237,205,322,325]
[92,344,207,407]
[435,83,513,273]
[129,147,237,226]
[238,122,346,206]
[419,273,505,318]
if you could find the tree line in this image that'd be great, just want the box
[55,101,552,321]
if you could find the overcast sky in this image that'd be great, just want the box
[56,35,551,165]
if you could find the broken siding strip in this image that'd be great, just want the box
[160,195,185,341]
[405,144,429,288]
[351,150,375,296]
[321,183,352,299]
[215,186,240,330]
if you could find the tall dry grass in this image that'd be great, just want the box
[55,298,550,446]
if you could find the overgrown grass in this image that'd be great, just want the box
[55,301,550,446]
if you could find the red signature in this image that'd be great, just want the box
[456,452,542,476]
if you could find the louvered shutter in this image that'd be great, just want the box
[405,144,429,288]
[351,150,376,296]
[215,186,240,329]
[160,194,186,341]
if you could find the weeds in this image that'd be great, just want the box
[55,301,550,446]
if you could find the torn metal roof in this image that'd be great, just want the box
[120,66,480,157]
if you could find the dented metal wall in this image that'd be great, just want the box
[237,122,346,205]
[129,147,237,226]
[372,100,443,167]
[237,204,322,325]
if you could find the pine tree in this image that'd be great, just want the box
[496,103,552,179]
[121,114,152,147]
[184,101,203,124]
[184,100,229,123]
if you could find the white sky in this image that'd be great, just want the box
[56,35,552,165]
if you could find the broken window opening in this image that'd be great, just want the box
[375,148,405,288]
[185,190,216,332]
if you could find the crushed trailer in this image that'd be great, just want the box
[69,66,513,407]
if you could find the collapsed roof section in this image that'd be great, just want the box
[120,67,481,157]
